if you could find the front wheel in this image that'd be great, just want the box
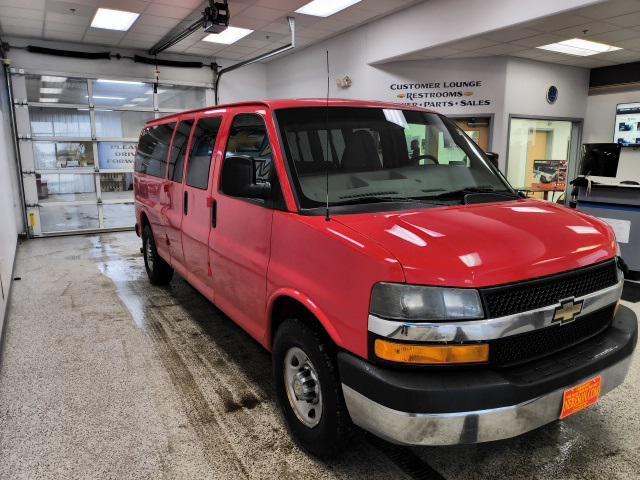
[142,224,173,285]
[273,318,351,459]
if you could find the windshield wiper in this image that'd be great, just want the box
[331,195,418,206]
[429,186,519,200]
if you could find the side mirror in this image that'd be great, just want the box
[221,155,271,200]
[486,152,499,169]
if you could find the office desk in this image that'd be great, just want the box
[576,182,640,280]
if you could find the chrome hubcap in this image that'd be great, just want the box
[145,237,154,272]
[284,346,322,428]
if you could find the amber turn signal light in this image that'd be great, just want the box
[374,339,489,365]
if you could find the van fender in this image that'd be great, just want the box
[265,288,343,349]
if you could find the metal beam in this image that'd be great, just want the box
[148,17,206,57]
[214,17,295,104]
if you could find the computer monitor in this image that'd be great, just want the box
[614,103,640,147]
[580,143,621,177]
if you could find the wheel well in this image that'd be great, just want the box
[270,296,333,348]
[139,211,150,232]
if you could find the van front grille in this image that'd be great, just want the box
[489,305,615,367]
[481,260,618,318]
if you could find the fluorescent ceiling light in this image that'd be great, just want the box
[537,38,621,56]
[96,79,144,85]
[91,8,139,31]
[41,76,67,83]
[295,0,362,17]
[131,97,147,102]
[203,26,253,44]
[90,95,126,100]
[39,98,59,103]
[40,88,62,94]
[122,104,136,107]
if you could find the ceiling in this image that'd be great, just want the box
[395,0,640,68]
[0,0,420,61]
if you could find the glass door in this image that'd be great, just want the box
[506,117,582,203]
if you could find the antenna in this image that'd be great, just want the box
[325,50,331,222]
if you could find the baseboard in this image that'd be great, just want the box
[0,236,18,363]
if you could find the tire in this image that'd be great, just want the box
[273,318,351,459]
[142,224,174,285]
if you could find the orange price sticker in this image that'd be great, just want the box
[560,376,602,420]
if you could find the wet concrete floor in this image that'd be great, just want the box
[0,231,638,479]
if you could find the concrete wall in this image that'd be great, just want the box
[584,89,640,183]
[0,64,20,334]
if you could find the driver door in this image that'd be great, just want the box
[208,110,275,340]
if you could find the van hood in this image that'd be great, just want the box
[334,200,617,288]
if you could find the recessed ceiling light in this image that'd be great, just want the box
[91,8,139,31]
[41,76,67,83]
[203,26,253,44]
[40,88,63,94]
[39,98,59,103]
[537,38,621,56]
[96,79,145,85]
[295,0,362,17]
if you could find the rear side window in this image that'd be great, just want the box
[135,123,175,178]
[168,120,194,183]
[186,117,222,189]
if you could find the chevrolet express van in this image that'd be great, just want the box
[134,99,637,458]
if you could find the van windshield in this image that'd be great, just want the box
[275,107,515,211]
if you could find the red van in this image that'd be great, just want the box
[134,99,636,458]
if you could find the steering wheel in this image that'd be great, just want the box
[412,154,439,165]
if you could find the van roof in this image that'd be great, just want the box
[147,98,435,126]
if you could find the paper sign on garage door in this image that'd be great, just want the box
[597,217,631,244]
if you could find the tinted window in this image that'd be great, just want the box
[225,114,272,183]
[168,120,193,182]
[185,117,221,189]
[135,123,175,178]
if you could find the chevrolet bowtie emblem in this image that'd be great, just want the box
[552,298,584,324]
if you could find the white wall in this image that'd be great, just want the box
[267,29,592,171]
[500,58,590,176]
[584,90,640,183]
[362,0,602,64]
[0,64,20,335]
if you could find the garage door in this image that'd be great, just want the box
[10,71,210,236]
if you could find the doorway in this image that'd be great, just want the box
[453,117,491,151]
[506,117,582,203]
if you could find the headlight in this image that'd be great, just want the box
[370,283,483,321]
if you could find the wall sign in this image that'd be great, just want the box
[547,85,559,104]
[388,79,493,110]
[98,142,136,170]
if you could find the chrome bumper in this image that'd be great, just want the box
[342,355,632,446]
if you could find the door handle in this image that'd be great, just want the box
[183,191,188,215]
[207,196,217,228]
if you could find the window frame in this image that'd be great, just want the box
[167,119,195,184]
[219,111,285,209]
[134,121,176,179]
[184,115,223,190]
